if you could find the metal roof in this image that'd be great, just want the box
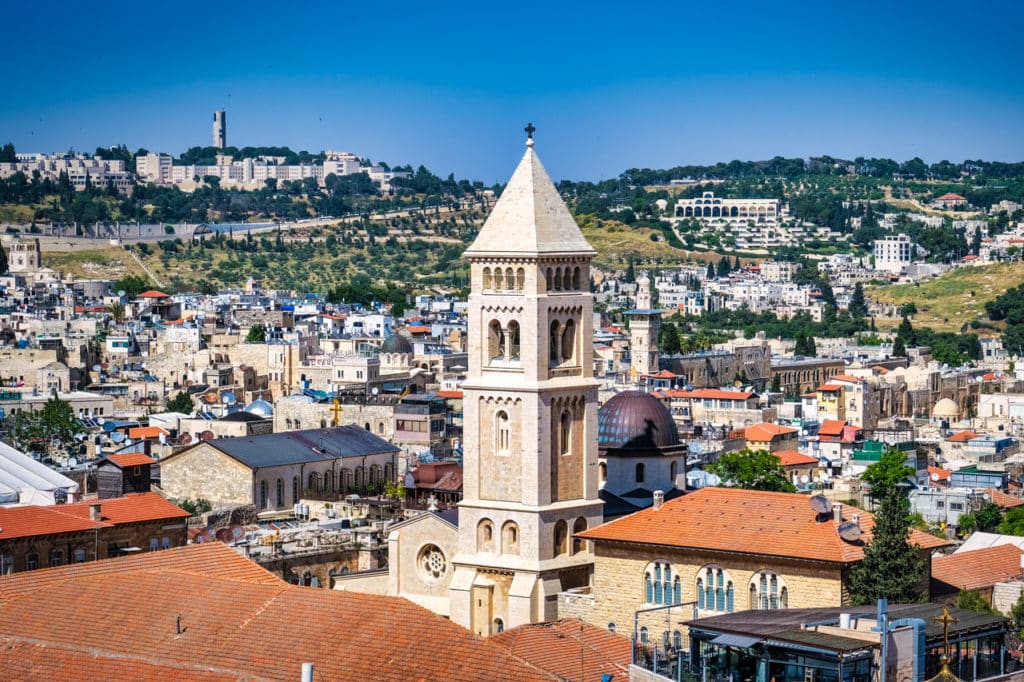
[202,426,399,469]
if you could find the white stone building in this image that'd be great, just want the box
[874,233,914,274]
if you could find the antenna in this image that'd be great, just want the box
[837,521,862,543]
[809,495,831,515]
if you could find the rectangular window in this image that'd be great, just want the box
[51,551,64,567]
[162,536,172,550]
[73,548,87,563]
[0,556,12,575]
[26,555,38,571]
[149,537,159,552]
[950,502,964,512]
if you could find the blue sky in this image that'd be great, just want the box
[2,0,1022,182]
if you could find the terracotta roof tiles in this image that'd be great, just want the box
[946,430,980,443]
[745,423,798,441]
[818,420,847,437]
[490,619,631,681]
[578,487,950,563]
[106,452,158,467]
[932,544,1024,593]
[776,450,820,467]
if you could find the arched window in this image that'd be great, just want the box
[572,266,581,290]
[673,631,683,650]
[496,411,511,452]
[324,470,334,495]
[546,267,554,291]
[369,464,382,487]
[561,268,572,291]
[516,268,525,291]
[505,267,514,290]
[700,566,735,613]
[478,519,494,551]
[260,480,268,509]
[507,320,520,361]
[354,466,366,490]
[554,267,563,291]
[636,462,645,483]
[644,561,675,604]
[292,476,299,503]
[599,461,607,484]
[561,319,576,363]
[494,268,504,290]
[502,521,519,555]
[276,478,284,507]
[553,520,568,557]
[384,462,395,484]
[488,320,504,363]
[549,320,561,365]
[670,460,678,480]
[572,517,587,554]
[751,571,788,610]
[340,468,353,492]
[494,618,504,634]
[640,627,649,644]
[608,623,617,633]
[559,410,572,454]
[308,472,319,494]
[482,267,492,290]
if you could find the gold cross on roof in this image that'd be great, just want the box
[934,607,959,655]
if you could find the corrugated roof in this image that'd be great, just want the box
[578,487,950,563]
[171,425,399,469]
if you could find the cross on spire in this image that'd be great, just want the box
[934,607,959,658]
[525,122,536,139]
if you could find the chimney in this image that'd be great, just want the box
[653,490,665,510]
[89,502,102,521]
[852,513,860,527]
[301,663,313,682]
[832,503,843,523]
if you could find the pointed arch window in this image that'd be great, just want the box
[488,320,504,364]
[507,320,520,361]
[561,319,576,364]
[559,410,572,454]
[494,268,504,290]
[516,267,525,291]
[496,410,511,453]
[635,462,645,483]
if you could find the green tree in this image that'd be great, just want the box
[0,241,6,275]
[956,589,998,614]
[849,283,868,318]
[892,336,907,357]
[7,397,79,457]
[0,142,15,163]
[106,301,126,324]
[998,507,1024,536]
[861,448,915,500]
[849,487,927,605]
[706,261,715,280]
[898,302,918,317]
[897,315,916,345]
[246,324,266,343]
[114,274,151,299]
[707,448,797,492]
[1011,590,1024,636]
[659,321,681,355]
[166,391,195,414]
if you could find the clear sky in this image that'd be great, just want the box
[2,0,1022,182]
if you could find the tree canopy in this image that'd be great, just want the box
[707,448,797,492]
[245,324,266,344]
[861,448,915,499]
[849,488,927,605]
[166,391,195,414]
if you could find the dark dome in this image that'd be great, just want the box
[598,390,679,449]
[380,333,413,354]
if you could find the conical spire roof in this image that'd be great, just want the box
[465,138,595,258]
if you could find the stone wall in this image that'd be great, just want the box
[159,443,254,506]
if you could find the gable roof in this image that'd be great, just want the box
[0,493,187,540]
[490,619,631,681]
[931,544,1024,593]
[137,290,171,298]
[946,430,981,443]
[818,420,847,437]
[775,450,820,467]
[167,425,399,470]
[982,488,1024,509]
[105,453,157,468]
[746,423,798,441]
[464,141,595,258]
[578,487,950,564]
[0,543,557,681]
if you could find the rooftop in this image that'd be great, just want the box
[932,544,1024,593]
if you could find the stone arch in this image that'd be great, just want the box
[494,267,504,290]
[339,468,353,492]
[507,320,521,361]
[599,461,607,484]
[516,267,525,291]
[488,319,504,363]
[546,267,554,291]
[276,478,284,507]
[553,519,568,557]
[482,267,492,290]
[572,517,587,554]
[549,319,562,365]
[354,465,366,490]
[501,521,519,555]
[478,518,495,552]
[572,266,581,290]
[504,267,514,290]
[554,266,563,291]
[561,319,576,363]
[369,464,382,488]
[324,470,334,495]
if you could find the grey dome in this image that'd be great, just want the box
[244,398,274,416]
[381,333,413,354]
[598,390,679,449]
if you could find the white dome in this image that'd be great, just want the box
[932,398,959,418]
[244,398,274,417]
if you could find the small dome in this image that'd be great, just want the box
[933,398,959,418]
[244,398,274,416]
[598,390,679,449]
[381,333,413,354]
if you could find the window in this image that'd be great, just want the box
[670,460,678,480]
[0,555,11,575]
[292,476,300,503]
[26,553,38,571]
[482,267,492,290]
[572,517,587,554]
[149,537,159,552]
[162,536,172,550]
[608,623,617,633]
[73,548,87,563]
[276,478,284,507]
[561,319,576,363]
[502,521,519,555]
[260,480,269,509]
[751,571,788,610]
[488,320,504,363]
[494,618,504,634]
[640,627,649,644]
[478,519,495,552]
[699,566,734,613]
[636,463,646,484]
[496,411,511,452]
[644,561,678,605]
[599,461,607,484]
[560,411,572,454]
[507,321,521,361]
[553,520,568,557]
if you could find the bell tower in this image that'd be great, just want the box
[627,272,661,381]
[449,127,603,636]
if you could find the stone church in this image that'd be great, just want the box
[362,131,604,636]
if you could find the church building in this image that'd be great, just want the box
[447,129,604,636]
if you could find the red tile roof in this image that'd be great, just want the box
[946,430,980,443]
[932,544,1024,592]
[818,383,843,392]
[745,423,798,441]
[831,374,863,383]
[106,453,157,467]
[870,366,891,374]
[0,494,189,541]
[689,389,755,401]
[982,488,1024,509]
[646,370,678,379]
[0,544,558,681]
[936,193,967,201]
[58,493,189,526]
[436,389,464,399]
[490,619,631,681]
[578,488,950,563]
[138,290,171,298]
[776,450,820,467]
[818,420,847,437]
[928,466,952,482]
[127,426,168,440]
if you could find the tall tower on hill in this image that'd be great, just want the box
[627,272,661,381]
[449,128,602,636]
[213,110,226,149]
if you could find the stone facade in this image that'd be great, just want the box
[386,511,460,616]
[159,443,254,506]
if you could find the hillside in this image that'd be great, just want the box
[868,261,1024,333]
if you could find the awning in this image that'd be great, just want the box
[710,634,761,648]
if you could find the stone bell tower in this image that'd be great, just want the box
[449,126,602,636]
[627,272,661,382]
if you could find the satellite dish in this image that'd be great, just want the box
[221,391,236,405]
[103,421,117,433]
[110,431,126,443]
[200,430,215,441]
[203,391,219,404]
[92,364,102,372]
[117,290,126,297]
[930,472,940,482]
[837,521,862,543]
[177,433,193,445]
[800,474,810,484]
[371,387,380,395]
[67,457,78,468]
[809,495,831,514]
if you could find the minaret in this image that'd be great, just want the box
[627,272,661,381]
[449,126,603,636]
[213,110,226,149]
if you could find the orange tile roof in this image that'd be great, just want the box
[982,488,1024,509]
[58,493,189,526]
[928,466,952,482]
[436,389,464,399]
[406,325,431,334]
[745,423,798,441]
[106,453,157,467]
[0,544,558,681]
[646,370,678,379]
[818,383,843,392]
[932,544,1024,592]
[946,430,980,443]
[0,505,107,539]
[818,420,847,437]
[870,365,891,374]
[490,619,631,681]
[127,426,168,440]
[832,374,863,383]
[578,487,950,563]
[937,193,967,201]
[138,290,170,298]
[776,450,820,467]
[689,389,755,401]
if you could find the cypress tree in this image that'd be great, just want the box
[706,261,716,280]
[849,488,927,604]
[892,336,906,357]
